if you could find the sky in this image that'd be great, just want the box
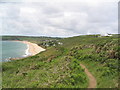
[0,0,119,37]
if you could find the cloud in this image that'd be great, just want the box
[0,0,118,37]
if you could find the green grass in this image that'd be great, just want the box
[2,34,119,88]
[2,46,88,88]
[68,43,119,88]
[80,61,118,88]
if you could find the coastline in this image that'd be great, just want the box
[21,41,46,56]
[9,41,46,60]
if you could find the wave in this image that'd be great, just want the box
[23,44,31,57]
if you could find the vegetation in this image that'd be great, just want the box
[2,34,119,88]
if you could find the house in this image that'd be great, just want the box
[100,33,112,37]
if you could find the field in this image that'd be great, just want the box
[2,34,119,88]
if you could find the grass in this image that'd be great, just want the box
[81,61,118,88]
[69,44,118,88]
[2,34,119,88]
[2,46,88,88]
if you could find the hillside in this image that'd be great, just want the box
[2,34,119,88]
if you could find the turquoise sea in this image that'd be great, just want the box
[0,41,28,62]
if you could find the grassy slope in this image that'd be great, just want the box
[2,34,119,88]
[3,47,88,88]
[60,34,119,88]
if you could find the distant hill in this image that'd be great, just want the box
[2,36,61,41]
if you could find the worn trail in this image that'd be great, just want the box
[80,64,97,88]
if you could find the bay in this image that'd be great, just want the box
[0,41,28,62]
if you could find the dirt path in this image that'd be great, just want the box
[80,64,97,88]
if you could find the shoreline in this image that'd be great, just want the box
[21,41,46,56]
[9,41,46,60]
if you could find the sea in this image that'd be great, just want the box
[0,41,28,62]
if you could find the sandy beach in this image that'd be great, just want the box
[21,41,46,56]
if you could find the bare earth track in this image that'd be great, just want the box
[80,64,97,88]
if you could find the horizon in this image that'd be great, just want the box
[1,33,119,38]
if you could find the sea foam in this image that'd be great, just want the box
[23,44,31,57]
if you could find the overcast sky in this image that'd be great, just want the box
[0,0,118,37]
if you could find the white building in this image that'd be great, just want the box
[100,33,112,37]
